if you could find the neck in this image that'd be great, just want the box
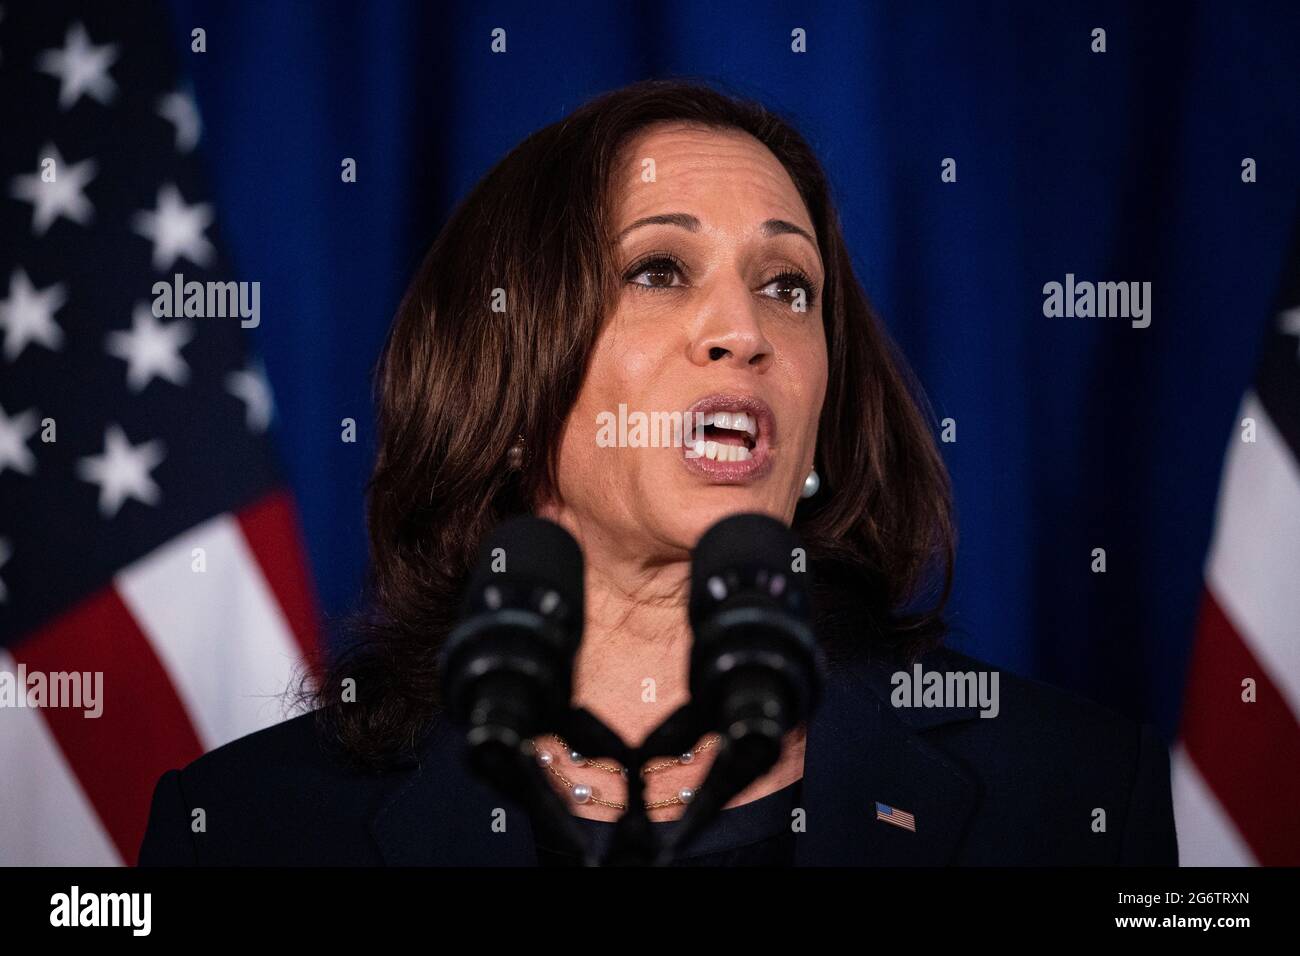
[571,552,694,746]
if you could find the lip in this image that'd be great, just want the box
[679,393,775,483]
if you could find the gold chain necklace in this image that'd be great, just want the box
[531,733,722,811]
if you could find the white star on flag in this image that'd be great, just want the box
[106,303,195,392]
[76,424,166,519]
[1280,306,1300,359]
[226,362,275,433]
[0,267,66,361]
[0,538,11,603]
[36,21,119,110]
[0,402,39,477]
[132,183,215,271]
[9,143,97,236]
[157,89,202,153]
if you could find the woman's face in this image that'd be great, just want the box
[549,122,828,561]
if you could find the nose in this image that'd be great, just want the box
[687,276,774,371]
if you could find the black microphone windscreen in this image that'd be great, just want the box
[692,512,796,576]
[689,513,807,622]
[468,514,584,607]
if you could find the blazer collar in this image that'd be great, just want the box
[793,647,984,865]
[370,647,984,866]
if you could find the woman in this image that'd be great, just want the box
[139,80,1177,866]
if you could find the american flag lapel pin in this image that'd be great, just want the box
[875,801,917,832]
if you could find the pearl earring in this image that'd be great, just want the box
[801,467,820,499]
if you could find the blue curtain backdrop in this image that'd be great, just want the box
[162,1,1300,741]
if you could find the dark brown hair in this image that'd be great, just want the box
[310,79,955,769]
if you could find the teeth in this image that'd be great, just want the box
[700,442,753,462]
[698,408,760,437]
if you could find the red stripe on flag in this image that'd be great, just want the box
[235,490,322,681]
[10,587,205,865]
[1181,588,1300,865]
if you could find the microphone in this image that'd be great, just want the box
[439,515,585,770]
[659,512,822,860]
[688,512,821,760]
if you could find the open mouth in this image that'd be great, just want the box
[681,394,774,480]
[694,410,758,462]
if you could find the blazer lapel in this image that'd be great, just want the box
[370,717,538,866]
[796,649,984,866]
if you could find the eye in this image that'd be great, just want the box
[624,254,687,291]
[759,270,819,307]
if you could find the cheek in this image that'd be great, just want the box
[601,320,667,396]
[776,325,829,429]
[583,311,686,430]
[584,313,650,403]
[810,354,829,428]
[559,323,663,493]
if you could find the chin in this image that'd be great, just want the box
[661,488,792,547]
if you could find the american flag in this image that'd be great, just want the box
[1171,226,1300,865]
[0,4,321,864]
[875,801,917,832]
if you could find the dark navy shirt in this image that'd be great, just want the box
[533,779,802,866]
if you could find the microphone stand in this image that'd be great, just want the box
[604,698,780,867]
[464,705,641,866]
[603,702,702,867]
[655,707,785,864]
[463,719,596,866]
[462,698,776,867]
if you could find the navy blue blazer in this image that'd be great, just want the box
[138,643,1178,866]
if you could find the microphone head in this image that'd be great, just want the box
[464,514,585,618]
[687,512,821,736]
[441,515,586,734]
[689,512,810,627]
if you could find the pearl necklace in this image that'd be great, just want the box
[531,733,722,811]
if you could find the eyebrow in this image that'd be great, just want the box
[760,218,818,248]
[617,213,700,240]
[617,212,819,251]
